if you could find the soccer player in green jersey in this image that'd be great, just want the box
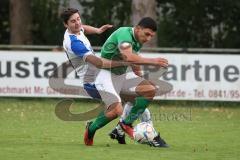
[84,17,172,146]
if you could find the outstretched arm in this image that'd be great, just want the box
[119,42,168,67]
[85,54,129,69]
[82,24,113,34]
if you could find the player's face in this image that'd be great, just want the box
[65,13,82,34]
[135,27,156,44]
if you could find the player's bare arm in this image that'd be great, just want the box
[131,64,143,77]
[82,24,113,34]
[119,42,168,67]
[85,54,129,69]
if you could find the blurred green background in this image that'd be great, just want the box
[1,0,240,48]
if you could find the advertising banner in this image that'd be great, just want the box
[0,51,239,101]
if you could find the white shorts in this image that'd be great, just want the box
[94,69,144,107]
[94,68,173,108]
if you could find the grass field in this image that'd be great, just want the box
[0,98,239,160]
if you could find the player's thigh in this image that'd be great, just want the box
[95,69,124,107]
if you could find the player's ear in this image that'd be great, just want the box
[63,22,68,28]
[135,25,142,32]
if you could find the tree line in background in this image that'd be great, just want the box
[157,0,240,48]
[0,0,240,48]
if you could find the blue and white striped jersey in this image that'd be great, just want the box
[63,29,98,83]
[63,28,93,61]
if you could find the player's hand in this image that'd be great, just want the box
[153,57,168,67]
[97,24,113,34]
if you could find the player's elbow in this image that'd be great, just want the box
[94,60,104,68]
[85,55,104,68]
[121,54,135,63]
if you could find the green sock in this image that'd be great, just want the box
[88,111,111,137]
[123,96,151,124]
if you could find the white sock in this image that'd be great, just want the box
[139,108,153,125]
[121,102,153,125]
[120,102,133,122]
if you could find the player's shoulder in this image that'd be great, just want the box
[113,27,133,39]
[64,29,84,41]
[64,30,76,42]
[116,27,132,33]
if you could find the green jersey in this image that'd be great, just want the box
[101,27,142,75]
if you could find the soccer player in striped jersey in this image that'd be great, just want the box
[61,8,129,86]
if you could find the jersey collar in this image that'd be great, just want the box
[131,27,137,42]
[66,28,81,35]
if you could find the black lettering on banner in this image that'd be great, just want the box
[0,61,11,77]
[32,57,42,78]
[205,65,220,81]
[15,61,30,78]
[162,64,177,80]
[181,64,191,81]
[44,62,58,78]
[224,65,239,82]
[192,61,202,81]
[0,56,239,82]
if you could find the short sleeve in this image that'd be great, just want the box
[70,35,90,58]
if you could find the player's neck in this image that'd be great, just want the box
[67,29,80,35]
[132,27,137,41]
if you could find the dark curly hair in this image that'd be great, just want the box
[60,8,79,24]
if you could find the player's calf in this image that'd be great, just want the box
[84,121,95,146]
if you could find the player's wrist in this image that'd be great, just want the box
[95,28,101,34]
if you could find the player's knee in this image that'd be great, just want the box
[146,85,156,98]
[136,80,157,99]
[105,102,123,119]
[115,106,123,116]
[137,84,156,99]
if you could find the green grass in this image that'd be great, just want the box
[0,98,240,160]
